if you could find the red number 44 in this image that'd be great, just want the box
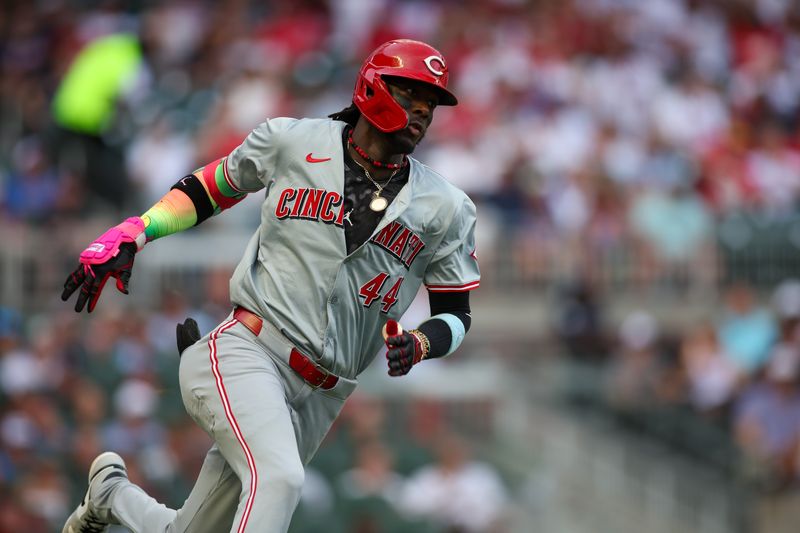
[359,273,404,313]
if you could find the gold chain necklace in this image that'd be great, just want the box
[349,151,401,212]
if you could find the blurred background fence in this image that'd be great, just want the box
[4,0,800,532]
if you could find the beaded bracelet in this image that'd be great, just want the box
[409,329,431,363]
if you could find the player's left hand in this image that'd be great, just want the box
[176,317,201,356]
[384,320,427,376]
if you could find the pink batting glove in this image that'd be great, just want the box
[79,217,146,265]
[62,217,147,313]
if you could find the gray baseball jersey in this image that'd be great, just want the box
[226,117,480,377]
[97,117,480,533]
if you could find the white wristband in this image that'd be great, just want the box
[430,313,467,356]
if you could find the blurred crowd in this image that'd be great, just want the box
[2,0,800,284]
[556,275,800,496]
[4,0,800,530]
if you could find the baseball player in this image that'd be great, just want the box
[61,39,479,533]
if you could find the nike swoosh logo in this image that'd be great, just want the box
[306,153,331,163]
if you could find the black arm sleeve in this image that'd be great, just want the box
[416,291,472,359]
[171,175,215,225]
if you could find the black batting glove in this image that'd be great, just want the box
[176,317,201,356]
[386,332,418,376]
[384,320,429,377]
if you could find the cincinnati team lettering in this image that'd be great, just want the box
[370,220,425,268]
[275,187,345,225]
[274,187,426,268]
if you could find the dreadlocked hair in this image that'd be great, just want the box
[328,103,361,127]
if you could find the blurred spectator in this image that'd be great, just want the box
[554,276,607,362]
[734,346,800,488]
[1,137,61,223]
[126,114,196,207]
[162,420,213,504]
[771,279,800,324]
[680,321,742,417]
[194,67,289,164]
[629,181,714,290]
[113,310,156,378]
[16,460,70,530]
[0,487,49,533]
[292,467,338,533]
[717,282,778,375]
[0,410,38,482]
[65,378,108,427]
[80,310,126,391]
[0,308,22,342]
[606,311,663,410]
[399,432,508,533]
[1,341,42,397]
[102,378,165,457]
[49,10,154,213]
[649,71,730,151]
[338,394,388,445]
[147,291,212,357]
[338,440,404,502]
[337,440,411,533]
[746,121,800,214]
[696,121,759,214]
[20,393,69,457]
[201,266,238,324]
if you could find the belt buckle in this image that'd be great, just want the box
[308,362,330,390]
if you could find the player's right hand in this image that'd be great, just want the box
[384,320,428,377]
[61,217,146,313]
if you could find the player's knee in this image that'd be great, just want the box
[260,461,304,499]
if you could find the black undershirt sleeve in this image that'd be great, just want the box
[171,175,215,225]
[416,291,472,359]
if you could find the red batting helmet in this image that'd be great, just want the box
[353,39,458,133]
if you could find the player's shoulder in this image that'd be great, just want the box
[246,117,344,156]
[283,116,342,130]
[253,116,341,135]
[409,158,475,211]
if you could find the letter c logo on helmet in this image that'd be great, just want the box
[353,39,458,133]
[424,56,445,76]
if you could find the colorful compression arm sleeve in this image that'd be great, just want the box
[141,188,198,242]
[141,157,247,242]
[199,157,248,210]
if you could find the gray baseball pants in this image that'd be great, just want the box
[101,312,356,533]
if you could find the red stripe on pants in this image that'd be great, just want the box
[208,319,258,533]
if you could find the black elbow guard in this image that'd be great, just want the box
[171,175,215,225]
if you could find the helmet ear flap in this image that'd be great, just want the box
[354,71,409,133]
[356,78,373,98]
[355,78,366,96]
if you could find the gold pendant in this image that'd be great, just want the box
[369,194,388,212]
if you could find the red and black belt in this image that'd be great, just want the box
[233,306,339,390]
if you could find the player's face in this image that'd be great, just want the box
[385,78,440,154]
